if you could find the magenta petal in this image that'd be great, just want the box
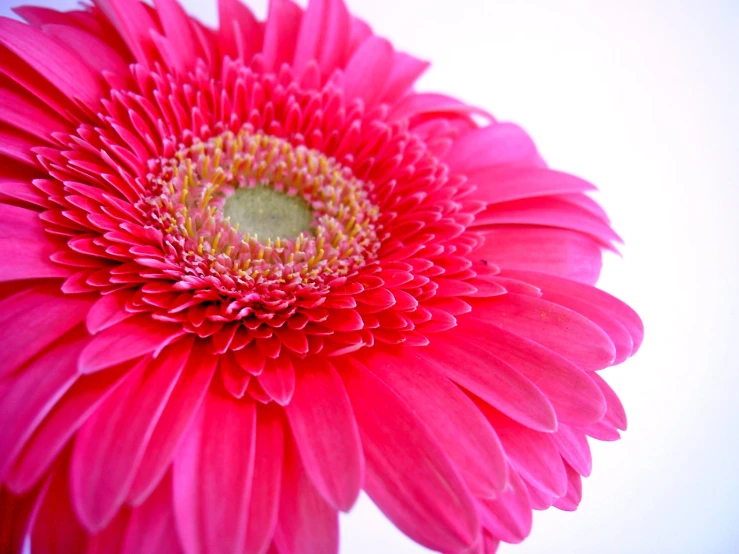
[273,437,339,554]
[0,85,72,140]
[0,285,91,379]
[343,36,394,107]
[444,124,540,174]
[478,227,603,285]
[465,166,595,206]
[257,356,295,406]
[71,339,190,531]
[478,466,533,544]
[244,406,284,554]
[461,320,607,427]
[0,482,39,554]
[173,388,257,554]
[553,464,583,512]
[481,406,567,498]
[41,24,131,77]
[0,331,84,480]
[122,472,183,554]
[86,288,136,334]
[551,424,592,478]
[128,340,216,505]
[78,314,185,374]
[501,270,644,353]
[285,359,363,512]
[31,460,89,554]
[93,0,158,65]
[477,293,616,371]
[363,348,508,497]
[261,0,302,70]
[420,339,557,433]
[6,367,129,494]
[0,17,105,107]
[340,358,480,553]
[589,372,627,431]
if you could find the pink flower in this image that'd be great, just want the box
[0,0,643,553]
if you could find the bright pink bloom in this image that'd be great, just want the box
[0,0,642,553]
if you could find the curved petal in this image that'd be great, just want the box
[71,339,190,531]
[122,472,183,554]
[173,388,257,554]
[340,357,480,553]
[285,359,363,512]
[363,348,508,497]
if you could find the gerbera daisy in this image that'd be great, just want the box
[0,0,643,552]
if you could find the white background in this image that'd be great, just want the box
[3,0,738,553]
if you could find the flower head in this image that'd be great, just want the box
[0,0,643,553]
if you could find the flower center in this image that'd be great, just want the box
[221,185,313,242]
[143,126,381,297]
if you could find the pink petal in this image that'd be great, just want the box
[257,356,295,406]
[477,227,603,285]
[589,372,627,430]
[475,293,616,371]
[538,288,633,365]
[41,24,131,77]
[465,166,595,206]
[501,270,644,353]
[551,424,592,477]
[0,84,72,140]
[553,464,583,512]
[421,338,557,432]
[153,0,198,74]
[343,36,394,107]
[71,339,190,531]
[444,124,541,174]
[86,288,136,334]
[481,406,568,498]
[173,389,257,554]
[218,0,263,61]
[340,358,480,553]
[5,367,129,494]
[0,285,91,379]
[477,466,533,544]
[122,472,183,554]
[473,197,621,248]
[0,17,105,107]
[363,348,508,497]
[262,0,302,70]
[78,314,185,374]
[0,331,84,481]
[0,484,38,554]
[381,52,430,103]
[128,340,217,505]
[85,509,130,554]
[273,438,338,554]
[285,359,363,511]
[31,460,88,554]
[461,320,607,426]
[0,238,71,281]
[92,0,158,65]
[244,406,285,554]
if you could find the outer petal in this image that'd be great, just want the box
[0,285,92,379]
[0,331,85,480]
[285,359,363,512]
[71,339,190,531]
[477,466,533,544]
[444,124,541,173]
[420,339,558,433]
[0,17,105,107]
[273,438,338,554]
[122,473,183,554]
[474,293,616,371]
[128,340,217,505]
[78,314,185,374]
[477,227,603,285]
[363,348,508,497]
[244,406,285,554]
[340,358,480,553]
[173,388,257,554]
